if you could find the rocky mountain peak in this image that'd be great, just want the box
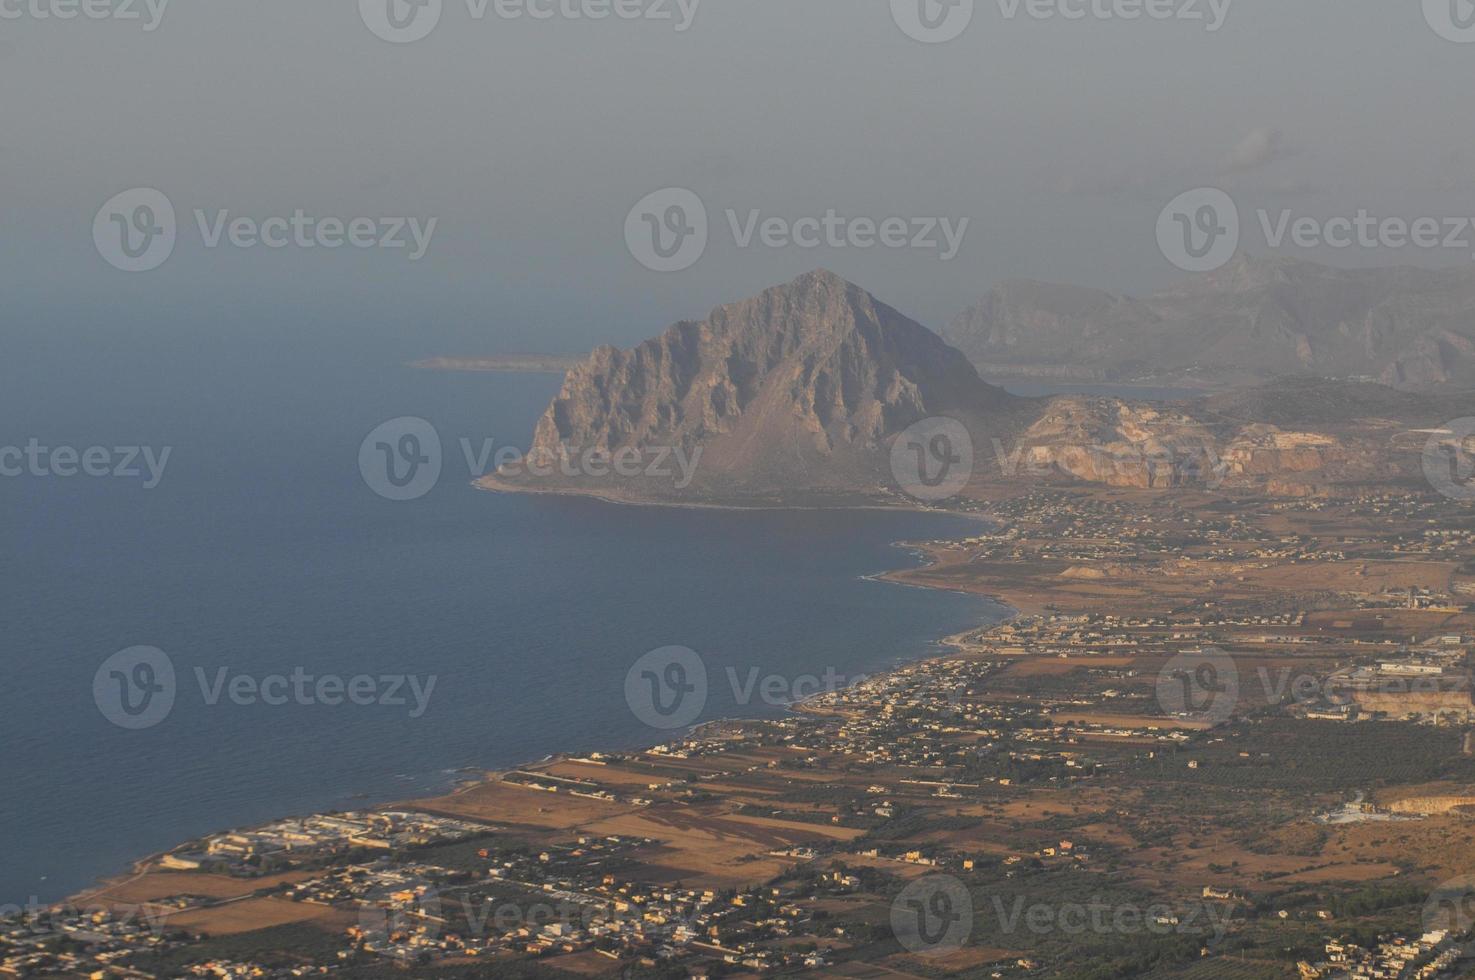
[505,271,1019,499]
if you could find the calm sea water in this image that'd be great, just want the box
[0,328,1004,905]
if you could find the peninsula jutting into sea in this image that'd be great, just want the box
[17,267,1475,980]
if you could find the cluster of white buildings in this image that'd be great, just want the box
[163,811,488,871]
[1303,930,1467,979]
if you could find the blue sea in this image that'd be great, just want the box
[0,323,1005,905]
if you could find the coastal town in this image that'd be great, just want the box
[16,0,1475,978]
[10,482,1475,979]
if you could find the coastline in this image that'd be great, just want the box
[64,490,1012,911]
[472,470,976,515]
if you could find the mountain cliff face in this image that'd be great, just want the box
[483,272,1454,504]
[500,270,1021,500]
[946,255,1475,390]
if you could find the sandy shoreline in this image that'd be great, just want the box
[65,488,1013,909]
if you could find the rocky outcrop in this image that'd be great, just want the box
[1003,396,1349,490]
[496,270,1022,500]
[1008,398,1228,488]
[1218,426,1339,477]
[1386,795,1475,815]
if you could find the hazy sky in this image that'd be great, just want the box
[3,0,1473,352]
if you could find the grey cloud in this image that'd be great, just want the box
[1223,128,1296,175]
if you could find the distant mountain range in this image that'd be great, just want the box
[945,254,1475,391]
[478,269,1470,505]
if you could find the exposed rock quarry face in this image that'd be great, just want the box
[513,270,1020,497]
[1008,397,1345,490]
[946,254,1475,391]
[1219,426,1340,478]
[1010,398,1224,489]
